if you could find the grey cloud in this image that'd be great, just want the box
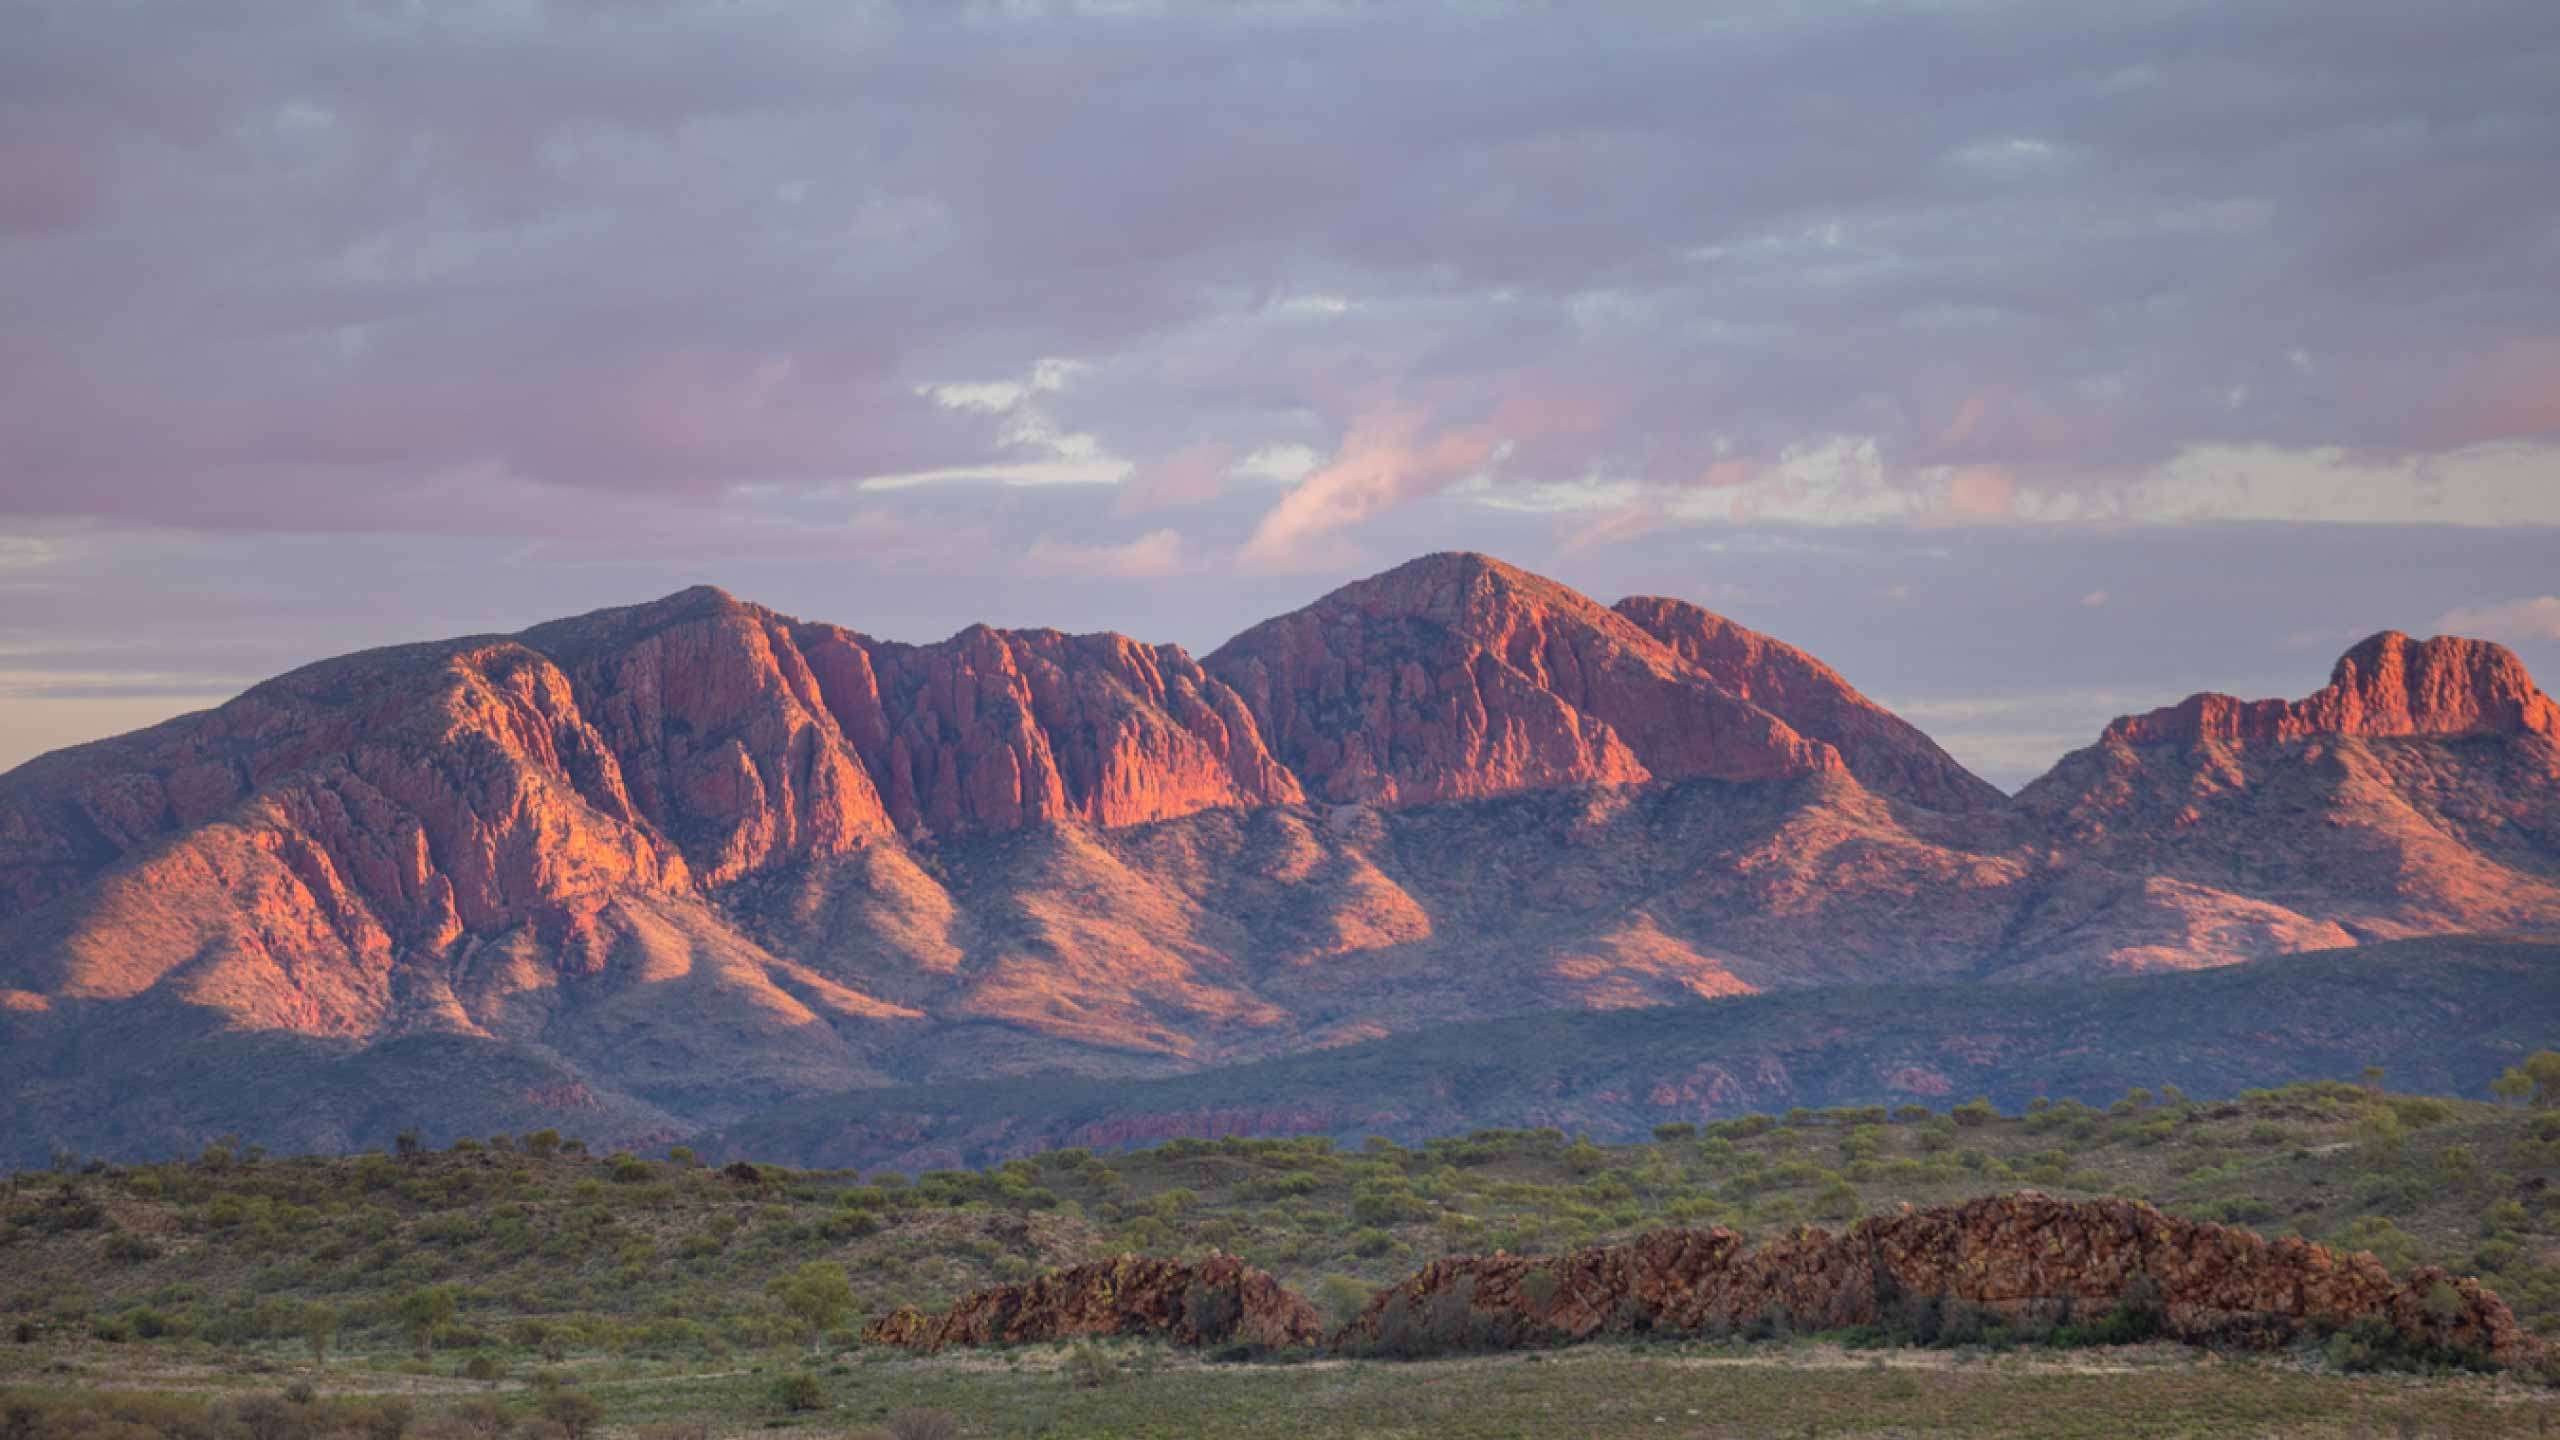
[4,0,2559,769]
[7,0,2559,537]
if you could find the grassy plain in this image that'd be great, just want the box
[7,1079,2558,1437]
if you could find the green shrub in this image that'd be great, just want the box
[1065,1341,1119,1389]
[540,1392,604,1440]
[1316,1275,1374,1329]
[768,1373,824,1412]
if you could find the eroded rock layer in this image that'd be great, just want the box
[862,1253,1321,1351]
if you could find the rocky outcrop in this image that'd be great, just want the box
[1204,553,1847,807]
[1335,1193,2536,1366]
[797,623,1299,835]
[1611,596,2005,812]
[862,1254,1321,1351]
[2101,631,2560,751]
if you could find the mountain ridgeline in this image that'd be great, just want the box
[3,552,2556,1166]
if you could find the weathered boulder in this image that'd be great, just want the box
[863,1253,1322,1352]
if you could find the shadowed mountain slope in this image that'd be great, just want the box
[708,935,2560,1171]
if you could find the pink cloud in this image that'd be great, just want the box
[1944,466,2018,520]
[1116,442,1233,513]
[1239,409,1500,571]
[2422,338,2560,449]
[1022,528,1187,579]
[2438,595,2560,645]
[1560,501,1670,552]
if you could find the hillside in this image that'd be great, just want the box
[2,553,2557,1162]
[712,934,2560,1171]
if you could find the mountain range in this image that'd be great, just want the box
[3,551,2555,1166]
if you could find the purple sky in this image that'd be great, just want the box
[4,1,2557,787]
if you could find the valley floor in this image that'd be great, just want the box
[7,1337,2559,1439]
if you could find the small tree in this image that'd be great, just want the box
[397,1286,455,1356]
[2492,1068,2534,1106]
[769,1262,853,1355]
[2517,1051,2560,1106]
[2354,1105,2406,1163]
[301,1304,338,1368]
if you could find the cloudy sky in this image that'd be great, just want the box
[4,0,2557,787]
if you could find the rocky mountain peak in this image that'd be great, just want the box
[2102,631,2558,750]
[1204,554,1845,806]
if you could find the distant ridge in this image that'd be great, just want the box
[3,553,2557,1164]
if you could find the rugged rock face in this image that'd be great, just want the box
[863,1253,1321,1351]
[1204,553,1846,806]
[798,622,1300,835]
[1611,596,2004,812]
[1335,1193,2536,1366]
[2103,632,2560,750]
[2012,628,2560,958]
[0,586,1302,937]
[0,587,1302,1046]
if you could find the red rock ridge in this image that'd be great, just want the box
[0,586,1303,1036]
[1612,595,2006,812]
[1335,1192,2536,1367]
[795,622,1300,834]
[0,637,690,944]
[1204,552,1848,807]
[523,586,1298,845]
[2104,631,2560,750]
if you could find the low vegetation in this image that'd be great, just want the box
[5,1067,2558,1436]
